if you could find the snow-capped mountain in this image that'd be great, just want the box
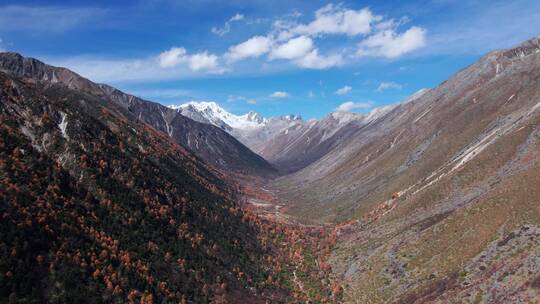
[174,101,268,131]
[170,101,303,150]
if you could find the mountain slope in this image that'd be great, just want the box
[257,108,404,174]
[0,70,290,303]
[0,52,276,177]
[273,37,540,223]
[272,37,540,303]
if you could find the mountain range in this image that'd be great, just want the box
[171,97,420,174]
[1,36,540,303]
[0,52,275,177]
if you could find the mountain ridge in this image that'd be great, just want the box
[0,52,276,177]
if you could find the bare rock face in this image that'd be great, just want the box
[0,52,276,176]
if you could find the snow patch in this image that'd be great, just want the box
[58,112,69,140]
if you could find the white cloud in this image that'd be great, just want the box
[294,49,343,69]
[335,101,373,112]
[377,81,403,92]
[48,56,169,83]
[279,4,381,40]
[0,38,4,51]
[218,4,425,70]
[158,47,223,73]
[48,46,225,84]
[225,36,272,62]
[270,91,289,98]
[158,47,187,68]
[269,36,313,60]
[335,85,352,95]
[45,4,429,82]
[187,51,219,71]
[357,26,426,58]
[230,13,244,22]
[247,98,257,104]
[212,13,244,36]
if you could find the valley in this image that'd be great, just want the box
[222,37,540,303]
[1,25,540,304]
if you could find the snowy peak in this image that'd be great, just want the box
[171,101,267,131]
[243,111,266,124]
[169,101,306,132]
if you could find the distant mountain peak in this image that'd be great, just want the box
[174,100,267,131]
[171,101,307,132]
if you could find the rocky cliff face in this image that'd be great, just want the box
[0,52,276,177]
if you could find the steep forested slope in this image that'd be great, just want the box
[0,71,283,303]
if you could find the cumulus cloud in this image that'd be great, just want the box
[48,46,225,84]
[266,35,342,69]
[158,47,222,72]
[225,36,272,62]
[357,26,426,58]
[377,81,403,92]
[46,4,428,82]
[219,4,425,70]
[335,101,373,112]
[211,13,244,36]
[270,91,289,98]
[188,51,219,71]
[335,85,352,95]
[269,36,313,60]
[294,49,343,69]
[158,47,187,68]
[279,4,382,40]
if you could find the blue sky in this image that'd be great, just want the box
[1,0,539,119]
